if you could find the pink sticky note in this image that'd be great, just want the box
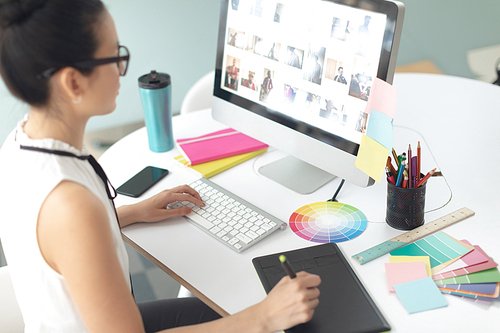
[385,262,428,293]
[364,78,397,118]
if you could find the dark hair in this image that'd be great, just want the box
[0,0,105,107]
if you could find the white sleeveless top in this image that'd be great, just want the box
[0,117,130,332]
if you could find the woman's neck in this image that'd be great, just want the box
[23,107,88,151]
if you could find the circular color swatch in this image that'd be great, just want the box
[289,202,367,243]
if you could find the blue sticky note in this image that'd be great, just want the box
[393,277,448,314]
[365,109,393,151]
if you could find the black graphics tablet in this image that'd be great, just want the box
[252,243,390,333]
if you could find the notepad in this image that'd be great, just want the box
[176,128,268,165]
[174,148,267,178]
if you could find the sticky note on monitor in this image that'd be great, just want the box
[366,109,393,151]
[364,77,397,118]
[354,135,389,183]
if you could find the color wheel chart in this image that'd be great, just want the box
[289,202,367,243]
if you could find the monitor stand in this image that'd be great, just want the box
[258,155,336,194]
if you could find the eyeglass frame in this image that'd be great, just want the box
[37,45,130,80]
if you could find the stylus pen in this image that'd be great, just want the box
[279,255,296,279]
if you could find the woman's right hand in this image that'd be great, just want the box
[258,271,321,332]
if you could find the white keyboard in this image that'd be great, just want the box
[171,178,287,252]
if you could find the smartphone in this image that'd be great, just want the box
[116,166,169,198]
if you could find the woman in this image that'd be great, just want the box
[0,1,321,332]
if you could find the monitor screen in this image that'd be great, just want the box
[213,0,404,192]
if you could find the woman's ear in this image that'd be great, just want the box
[57,67,89,104]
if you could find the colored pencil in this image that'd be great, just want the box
[415,168,437,187]
[386,166,396,185]
[392,148,399,168]
[387,156,397,176]
[417,141,421,183]
[395,160,406,187]
[408,144,412,188]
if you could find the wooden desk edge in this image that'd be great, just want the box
[121,232,230,317]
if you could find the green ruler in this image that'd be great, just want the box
[351,207,475,265]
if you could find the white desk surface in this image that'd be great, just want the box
[100,73,500,332]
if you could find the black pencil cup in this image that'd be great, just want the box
[386,181,426,230]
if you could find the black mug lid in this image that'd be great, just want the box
[138,70,171,89]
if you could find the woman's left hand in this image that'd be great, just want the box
[117,184,204,227]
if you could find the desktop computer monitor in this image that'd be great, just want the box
[212,0,404,193]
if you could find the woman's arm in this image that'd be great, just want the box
[38,183,321,332]
[117,185,204,228]
[165,271,321,333]
[38,181,145,332]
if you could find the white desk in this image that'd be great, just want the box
[100,73,500,332]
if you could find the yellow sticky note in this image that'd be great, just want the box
[354,135,388,183]
[390,255,432,277]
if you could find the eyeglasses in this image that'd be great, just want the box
[37,45,130,79]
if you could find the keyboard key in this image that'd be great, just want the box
[256,229,266,235]
[262,224,272,231]
[216,230,227,238]
[236,233,252,244]
[246,230,259,240]
[210,226,221,234]
[186,212,214,229]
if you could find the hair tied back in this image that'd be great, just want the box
[0,0,47,28]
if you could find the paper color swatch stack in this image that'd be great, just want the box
[384,231,499,314]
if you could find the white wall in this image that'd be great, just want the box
[1,0,500,144]
[0,0,220,142]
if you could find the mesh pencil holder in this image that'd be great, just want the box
[386,181,426,230]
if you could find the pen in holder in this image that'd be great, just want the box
[386,179,426,230]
